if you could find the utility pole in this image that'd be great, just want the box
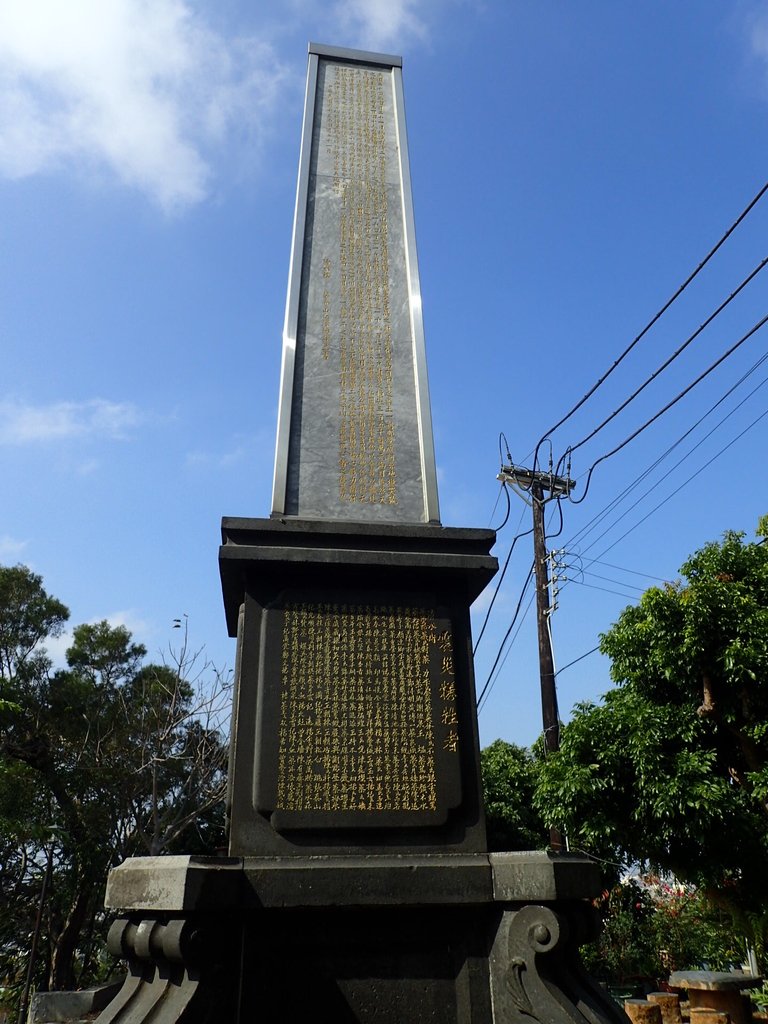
[497,465,574,852]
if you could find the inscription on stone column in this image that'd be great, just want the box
[324,66,397,507]
[277,602,440,812]
[277,49,439,524]
[255,595,462,829]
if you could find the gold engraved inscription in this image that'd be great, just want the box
[324,65,397,506]
[437,630,459,755]
[276,603,443,812]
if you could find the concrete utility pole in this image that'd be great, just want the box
[497,465,574,852]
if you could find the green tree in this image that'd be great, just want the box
[480,739,545,850]
[535,519,768,955]
[0,566,229,1001]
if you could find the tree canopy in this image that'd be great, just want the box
[0,565,229,1002]
[480,739,545,851]
[535,519,768,941]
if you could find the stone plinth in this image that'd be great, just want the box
[97,852,627,1024]
[220,517,496,857]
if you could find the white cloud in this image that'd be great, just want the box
[0,0,288,210]
[185,428,274,471]
[0,398,144,444]
[44,610,151,670]
[0,534,28,560]
[185,444,249,470]
[44,628,73,670]
[330,0,428,50]
[104,609,152,640]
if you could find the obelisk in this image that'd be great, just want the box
[219,43,495,854]
[97,43,627,1024]
[272,44,439,525]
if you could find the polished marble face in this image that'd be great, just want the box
[278,56,437,524]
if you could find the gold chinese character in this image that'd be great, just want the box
[443,731,459,753]
[440,681,456,702]
[441,706,458,726]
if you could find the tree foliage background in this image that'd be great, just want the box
[480,738,545,851]
[0,566,229,1006]
[535,518,768,960]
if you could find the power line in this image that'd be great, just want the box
[589,404,768,564]
[574,364,768,557]
[563,256,768,459]
[578,558,671,583]
[579,570,647,593]
[491,480,512,531]
[563,347,768,551]
[479,499,569,716]
[567,579,639,602]
[477,588,536,714]
[476,564,534,708]
[554,644,602,678]
[473,522,533,656]
[532,178,768,465]
[568,312,768,505]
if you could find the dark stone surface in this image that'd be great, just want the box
[30,980,123,1022]
[220,518,496,857]
[220,518,497,635]
[276,56,437,525]
[99,856,628,1024]
[238,904,494,1023]
[105,853,599,911]
[490,851,602,902]
[669,972,762,991]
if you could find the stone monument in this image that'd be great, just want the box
[95,43,628,1024]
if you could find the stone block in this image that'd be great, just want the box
[625,1000,663,1024]
[648,991,683,1024]
[29,981,122,1022]
[490,851,601,902]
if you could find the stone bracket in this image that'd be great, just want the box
[490,903,629,1024]
[94,915,238,1024]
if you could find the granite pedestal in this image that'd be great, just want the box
[95,520,627,1024]
[99,852,622,1024]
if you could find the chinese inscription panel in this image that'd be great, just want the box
[256,596,462,829]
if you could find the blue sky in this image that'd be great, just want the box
[2,0,767,748]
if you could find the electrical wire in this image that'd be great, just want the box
[477,587,536,713]
[563,347,768,551]
[476,501,563,708]
[588,404,768,565]
[574,365,768,556]
[499,431,513,466]
[550,373,768,615]
[579,570,647,593]
[567,312,768,505]
[492,481,512,532]
[578,558,671,583]
[475,563,535,708]
[567,579,639,602]
[554,644,602,678]
[531,178,768,468]
[473,524,533,656]
[563,256,768,459]
[487,484,503,527]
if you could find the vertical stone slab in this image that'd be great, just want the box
[271,43,439,525]
[255,592,462,830]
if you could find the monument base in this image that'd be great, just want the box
[95,853,627,1024]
